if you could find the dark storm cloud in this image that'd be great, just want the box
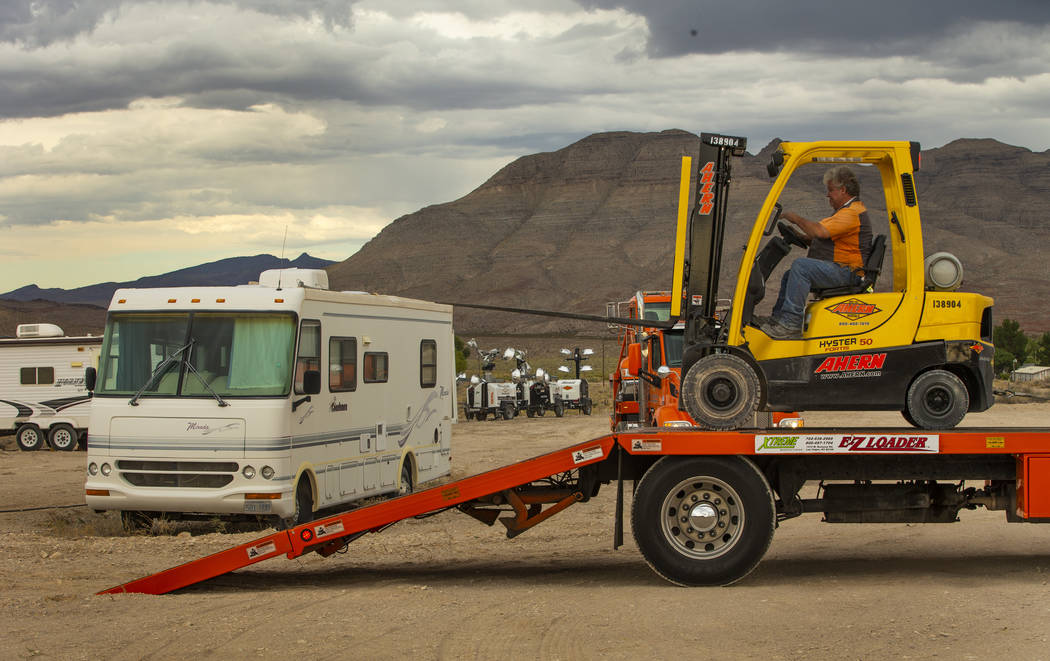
[580,0,1050,58]
[0,0,356,47]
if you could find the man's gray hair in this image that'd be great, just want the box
[823,166,860,197]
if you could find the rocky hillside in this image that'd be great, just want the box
[329,130,1050,334]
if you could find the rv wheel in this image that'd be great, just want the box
[291,478,315,527]
[905,369,969,429]
[399,462,414,496]
[48,424,78,452]
[15,424,44,451]
[681,354,760,430]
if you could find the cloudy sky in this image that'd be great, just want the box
[2,0,1049,290]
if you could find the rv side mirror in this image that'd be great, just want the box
[627,343,642,377]
[303,369,321,395]
[85,367,97,392]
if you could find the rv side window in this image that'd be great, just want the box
[20,366,55,385]
[420,340,437,388]
[330,337,357,392]
[294,320,321,395]
[363,352,389,383]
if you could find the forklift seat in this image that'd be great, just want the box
[812,234,887,299]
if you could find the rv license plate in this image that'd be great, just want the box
[243,501,272,513]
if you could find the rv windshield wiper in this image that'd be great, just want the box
[128,339,195,407]
[183,358,229,408]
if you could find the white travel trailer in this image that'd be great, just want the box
[84,269,455,528]
[0,323,100,451]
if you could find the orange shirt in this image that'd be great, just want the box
[807,199,871,271]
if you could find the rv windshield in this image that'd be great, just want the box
[96,312,296,398]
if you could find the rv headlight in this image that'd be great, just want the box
[261,466,275,480]
[100,463,112,476]
[88,463,98,476]
[242,465,256,480]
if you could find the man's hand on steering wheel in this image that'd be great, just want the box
[777,220,810,250]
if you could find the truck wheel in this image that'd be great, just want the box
[526,407,535,418]
[582,400,592,416]
[554,403,565,418]
[48,424,78,451]
[681,354,760,430]
[631,455,775,586]
[501,403,514,420]
[15,424,44,451]
[537,407,546,417]
[905,369,969,429]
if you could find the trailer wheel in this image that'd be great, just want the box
[15,424,44,451]
[905,369,969,429]
[681,354,760,430]
[631,455,775,586]
[48,424,78,452]
[553,403,565,418]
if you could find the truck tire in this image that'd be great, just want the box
[501,403,514,420]
[681,354,760,430]
[582,400,592,416]
[553,403,565,418]
[526,407,535,418]
[631,455,775,586]
[15,424,44,451]
[905,369,969,429]
[48,424,78,452]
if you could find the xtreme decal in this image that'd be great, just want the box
[755,434,940,454]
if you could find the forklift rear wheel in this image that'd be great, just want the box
[681,354,761,430]
[905,369,969,429]
[15,424,44,451]
[48,424,78,451]
[631,455,775,586]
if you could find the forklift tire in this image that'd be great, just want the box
[905,369,969,429]
[631,455,775,586]
[681,354,761,430]
[554,403,565,418]
[15,424,44,451]
[48,424,78,452]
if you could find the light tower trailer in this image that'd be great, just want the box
[100,425,1050,594]
[0,323,100,451]
[84,269,455,529]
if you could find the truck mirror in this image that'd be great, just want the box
[85,366,97,392]
[627,343,642,376]
[303,369,321,395]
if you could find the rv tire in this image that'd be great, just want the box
[399,461,414,496]
[291,477,314,527]
[15,424,44,451]
[48,424,78,452]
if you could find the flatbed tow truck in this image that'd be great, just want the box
[98,134,1028,594]
[100,425,1050,594]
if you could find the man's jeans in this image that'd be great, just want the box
[772,258,860,329]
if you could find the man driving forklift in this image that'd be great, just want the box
[762,166,873,339]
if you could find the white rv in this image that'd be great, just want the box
[84,269,455,528]
[0,323,100,451]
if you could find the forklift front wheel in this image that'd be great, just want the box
[681,354,761,430]
[905,369,969,429]
[631,455,775,586]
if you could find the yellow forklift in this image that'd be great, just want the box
[673,133,994,429]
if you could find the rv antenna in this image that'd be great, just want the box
[277,225,288,291]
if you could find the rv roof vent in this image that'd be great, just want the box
[17,323,64,338]
[258,268,329,290]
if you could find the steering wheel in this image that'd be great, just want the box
[778,220,810,250]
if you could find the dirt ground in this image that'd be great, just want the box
[5,404,1050,660]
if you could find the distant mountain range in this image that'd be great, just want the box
[1,253,334,309]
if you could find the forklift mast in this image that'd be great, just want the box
[678,132,748,349]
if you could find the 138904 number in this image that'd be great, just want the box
[932,299,962,309]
